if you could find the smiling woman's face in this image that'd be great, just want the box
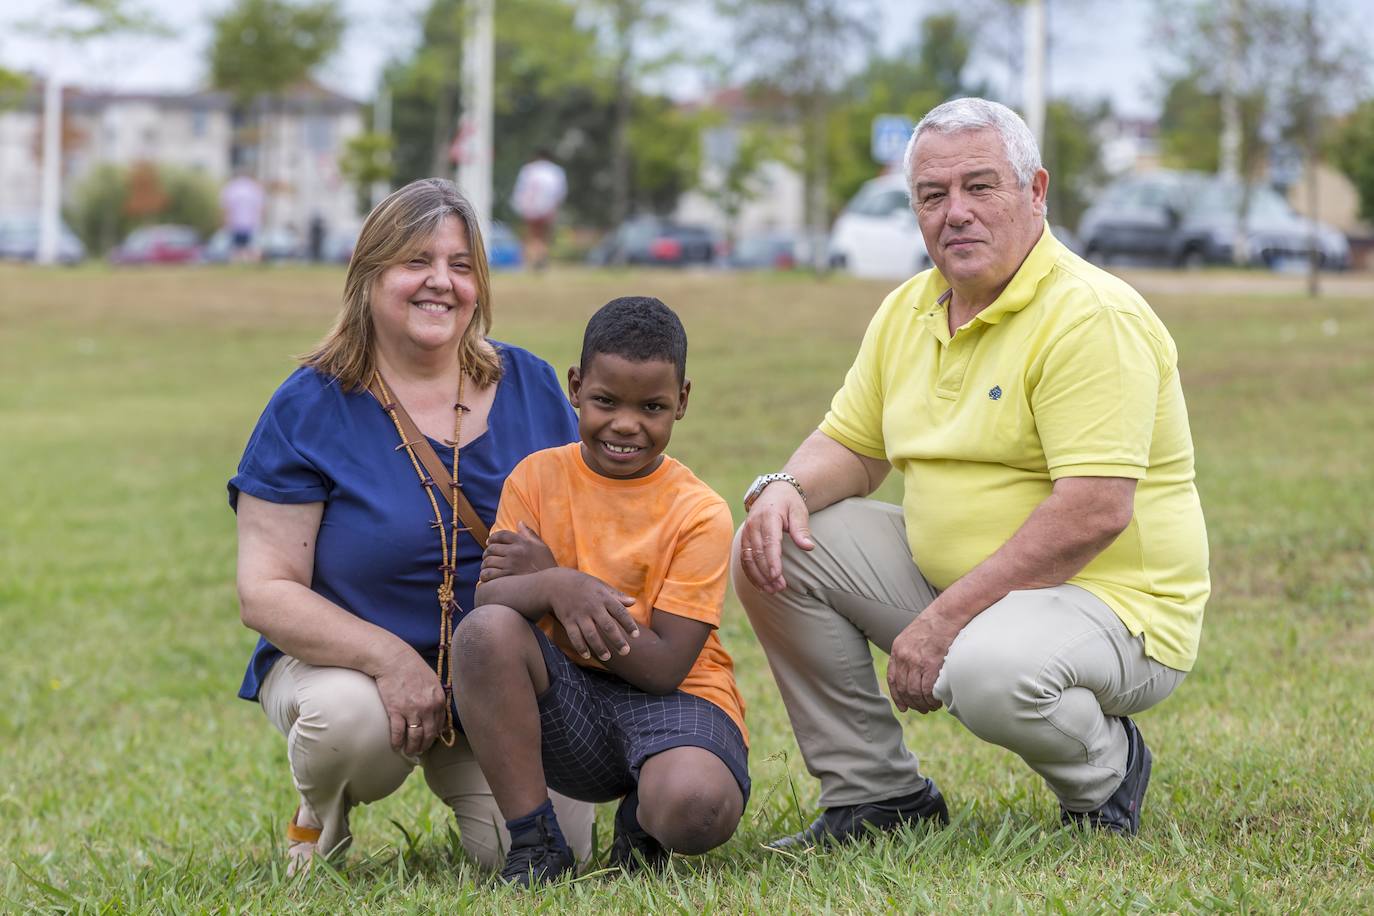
[910,127,1048,294]
[370,215,478,360]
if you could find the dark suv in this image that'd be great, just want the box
[1078,170,1349,270]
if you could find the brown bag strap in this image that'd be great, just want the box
[367,377,490,550]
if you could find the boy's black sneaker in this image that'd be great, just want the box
[607,794,668,874]
[499,813,575,887]
[1060,716,1153,836]
[765,777,949,850]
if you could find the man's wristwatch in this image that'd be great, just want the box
[743,473,807,512]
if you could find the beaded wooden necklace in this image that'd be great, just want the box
[372,369,466,747]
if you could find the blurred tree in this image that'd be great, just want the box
[585,0,680,226]
[208,0,344,103]
[65,164,129,255]
[696,118,794,246]
[160,167,225,237]
[65,163,220,254]
[1152,0,1366,184]
[207,0,345,223]
[828,13,983,211]
[625,97,702,216]
[717,0,877,270]
[386,0,694,229]
[1328,99,1374,224]
[338,131,395,212]
[0,67,27,108]
[123,161,169,220]
[1042,98,1111,230]
[1157,69,1266,177]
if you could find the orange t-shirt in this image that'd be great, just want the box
[493,443,746,740]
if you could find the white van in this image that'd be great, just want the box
[828,173,930,279]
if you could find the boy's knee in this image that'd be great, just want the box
[455,604,532,676]
[640,775,742,855]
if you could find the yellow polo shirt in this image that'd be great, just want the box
[820,226,1209,670]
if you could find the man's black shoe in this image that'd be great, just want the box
[499,813,575,887]
[1061,716,1153,836]
[607,794,668,874]
[766,778,949,851]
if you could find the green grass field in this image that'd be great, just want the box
[2,263,1371,913]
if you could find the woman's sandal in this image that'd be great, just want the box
[286,807,323,876]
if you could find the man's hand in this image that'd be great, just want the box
[546,568,641,662]
[372,645,449,755]
[481,522,556,582]
[738,483,814,594]
[887,606,965,714]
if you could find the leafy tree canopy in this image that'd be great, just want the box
[208,0,345,100]
[1329,99,1374,224]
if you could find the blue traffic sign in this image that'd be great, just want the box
[871,114,915,165]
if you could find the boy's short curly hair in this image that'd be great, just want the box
[580,296,688,384]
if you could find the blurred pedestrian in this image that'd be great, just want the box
[510,148,567,271]
[220,171,264,264]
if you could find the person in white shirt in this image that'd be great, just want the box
[510,149,568,271]
[220,172,265,264]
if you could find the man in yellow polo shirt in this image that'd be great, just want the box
[733,98,1209,847]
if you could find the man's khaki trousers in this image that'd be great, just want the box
[732,498,1186,813]
[258,656,595,867]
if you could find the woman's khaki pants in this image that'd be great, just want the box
[732,498,1186,813]
[258,656,595,867]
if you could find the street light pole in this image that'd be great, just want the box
[38,64,63,266]
[457,0,494,237]
[1023,0,1047,150]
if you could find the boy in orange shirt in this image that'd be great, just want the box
[454,296,747,887]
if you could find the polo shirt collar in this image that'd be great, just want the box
[919,222,1062,327]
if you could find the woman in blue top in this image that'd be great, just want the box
[230,179,593,874]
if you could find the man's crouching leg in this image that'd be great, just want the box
[934,585,1186,834]
[453,605,575,886]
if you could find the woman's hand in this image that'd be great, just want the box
[480,522,557,582]
[372,645,449,756]
[545,568,640,662]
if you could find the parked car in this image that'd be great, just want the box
[1078,170,1350,269]
[258,227,305,262]
[727,231,801,270]
[110,225,202,265]
[828,173,930,279]
[487,220,523,270]
[0,214,86,264]
[321,225,359,264]
[586,217,717,267]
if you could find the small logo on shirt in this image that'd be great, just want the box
[988,385,1003,401]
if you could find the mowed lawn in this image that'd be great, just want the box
[1,262,1371,913]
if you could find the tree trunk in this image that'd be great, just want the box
[805,96,830,274]
[610,53,632,227]
[431,81,456,178]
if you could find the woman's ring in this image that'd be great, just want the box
[407,723,422,729]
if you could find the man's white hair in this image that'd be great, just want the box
[902,97,1043,198]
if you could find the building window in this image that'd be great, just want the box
[305,115,332,153]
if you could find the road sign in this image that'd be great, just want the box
[871,114,915,166]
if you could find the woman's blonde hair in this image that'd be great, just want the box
[301,178,502,390]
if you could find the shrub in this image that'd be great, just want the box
[66,162,222,254]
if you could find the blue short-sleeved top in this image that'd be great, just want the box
[228,342,579,700]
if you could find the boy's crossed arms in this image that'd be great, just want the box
[478,521,712,694]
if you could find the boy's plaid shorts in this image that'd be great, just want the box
[528,621,750,805]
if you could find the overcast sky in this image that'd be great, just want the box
[2,0,1368,119]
